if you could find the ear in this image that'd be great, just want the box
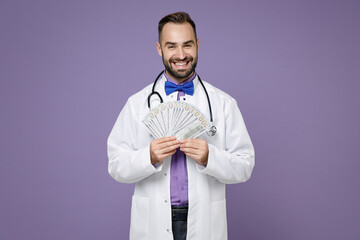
[196,38,199,49]
[156,42,162,57]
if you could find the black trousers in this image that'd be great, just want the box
[172,205,188,240]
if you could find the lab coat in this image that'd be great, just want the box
[107,75,255,240]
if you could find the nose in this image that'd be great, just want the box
[176,47,186,60]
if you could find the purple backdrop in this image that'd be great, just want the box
[1,0,359,239]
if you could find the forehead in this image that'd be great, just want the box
[160,22,196,44]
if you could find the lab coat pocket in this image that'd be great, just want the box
[210,199,227,240]
[130,195,149,240]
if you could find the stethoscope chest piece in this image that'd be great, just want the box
[207,126,217,136]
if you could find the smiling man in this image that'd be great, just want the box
[156,20,198,82]
[108,12,255,240]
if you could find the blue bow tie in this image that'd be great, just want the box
[165,81,194,96]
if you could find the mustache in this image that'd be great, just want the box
[170,55,193,62]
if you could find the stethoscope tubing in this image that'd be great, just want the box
[147,70,217,136]
[147,71,213,122]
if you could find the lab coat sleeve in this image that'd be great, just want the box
[197,99,255,184]
[107,98,160,183]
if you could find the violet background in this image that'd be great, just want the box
[1,0,360,239]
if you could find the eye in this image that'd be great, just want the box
[168,45,175,49]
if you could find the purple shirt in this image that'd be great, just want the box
[164,71,196,206]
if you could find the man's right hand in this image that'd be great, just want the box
[150,136,180,165]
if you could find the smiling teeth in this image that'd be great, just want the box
[175,62,186,66]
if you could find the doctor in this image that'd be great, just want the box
[107,12,255,240]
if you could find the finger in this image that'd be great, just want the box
[156,140,180,152]
[158,139,180,149]
[183,151,207,165]
[160,145,180,155]
[181,140,206,150]
[156,136,177,144]
[181,138,196,144]
[181,147,200,155]
[182,152,199,161]
[159,149,177,160]
[180,142,200,150]
[152,140,179,154]
[181,138,206,145]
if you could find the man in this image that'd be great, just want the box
[107,12,254,240]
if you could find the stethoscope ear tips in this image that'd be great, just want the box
[207,126,217,136]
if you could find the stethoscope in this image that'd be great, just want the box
[147,70,217,136]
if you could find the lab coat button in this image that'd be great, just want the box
[164,173,167,176]
[164,200,168,203]
[167,229,170,232]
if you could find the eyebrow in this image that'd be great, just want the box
[164,40,195,46]
[183,40,195,45]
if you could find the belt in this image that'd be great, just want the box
[171,205,188,221]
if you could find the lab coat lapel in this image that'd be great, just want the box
[186,76,212,124]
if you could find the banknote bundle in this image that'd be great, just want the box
[142,101,211,140]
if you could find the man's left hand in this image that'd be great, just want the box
[180,138,209,165]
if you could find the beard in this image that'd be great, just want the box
[162,53,198,81]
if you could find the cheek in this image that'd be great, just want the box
[187,49,197,58]
[162,52,172,62]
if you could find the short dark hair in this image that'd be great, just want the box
[158,12,197,41]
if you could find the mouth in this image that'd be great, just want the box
[172,61,190,69]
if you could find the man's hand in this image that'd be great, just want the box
[150,136,180,165]
[180,138,209,165]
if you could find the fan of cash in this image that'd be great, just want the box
[142,101,211,140]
